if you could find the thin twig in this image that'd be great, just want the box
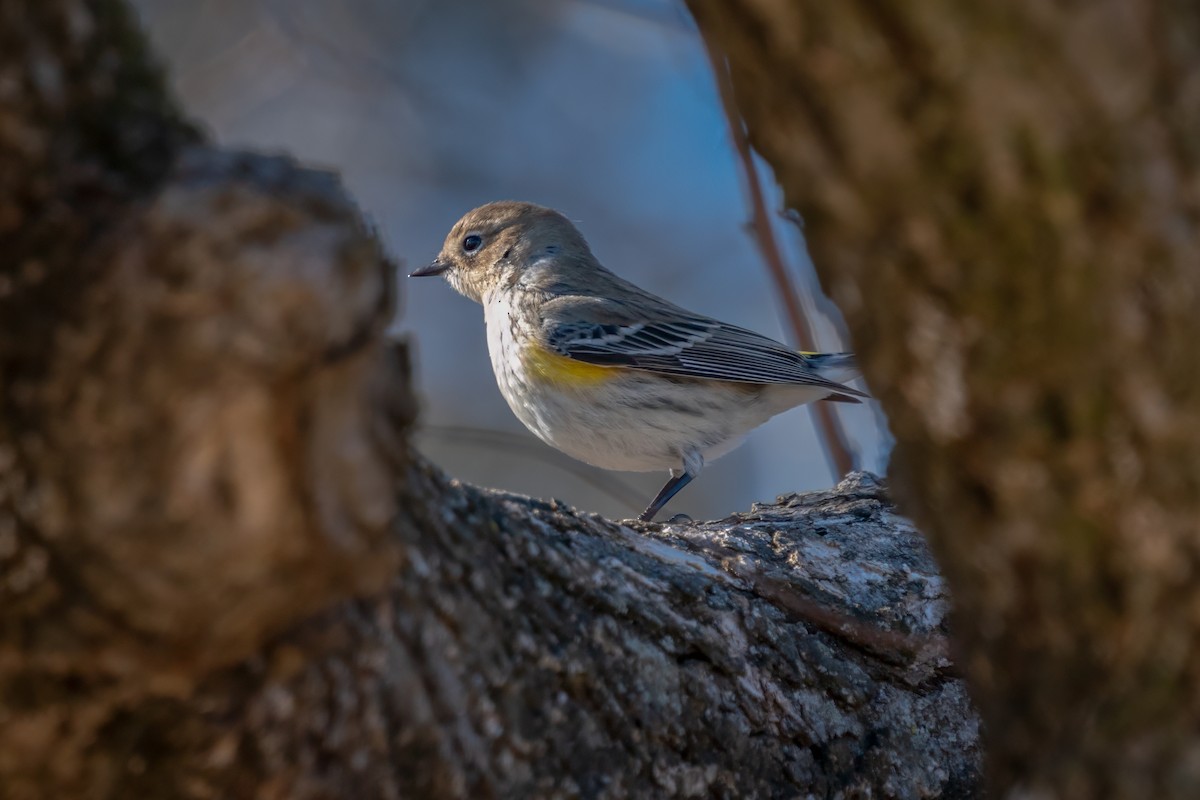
[703,42,856,479]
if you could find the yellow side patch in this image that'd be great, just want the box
[522,343,619,387]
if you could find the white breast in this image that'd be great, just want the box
[483,291,557,444]
[482,290,662,470]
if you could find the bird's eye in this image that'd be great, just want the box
[462,234,483,253]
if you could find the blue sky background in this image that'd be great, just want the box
[133,0,889,520]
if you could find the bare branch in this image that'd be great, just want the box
[703,41,857,479]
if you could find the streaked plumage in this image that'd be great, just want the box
[412,201,865,521]
[540,294,863,401]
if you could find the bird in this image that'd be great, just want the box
[410,201,865,522]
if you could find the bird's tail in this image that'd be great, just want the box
[804,352,860,385]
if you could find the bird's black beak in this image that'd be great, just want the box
[409,258,450,278]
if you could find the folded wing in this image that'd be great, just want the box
[540,296,866,400]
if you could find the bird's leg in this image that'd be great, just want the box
[638,451,703,522]
[638,473,692,522]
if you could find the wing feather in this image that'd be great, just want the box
[541,297,865,398]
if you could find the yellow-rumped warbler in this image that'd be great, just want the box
[411,201,865,522]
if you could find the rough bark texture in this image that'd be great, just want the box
[0,2,979,798]
[688,1,1200,797]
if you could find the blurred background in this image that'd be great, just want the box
[131,0,890,520]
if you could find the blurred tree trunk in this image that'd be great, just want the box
[688,1,1200,797]
[0,2,977,798]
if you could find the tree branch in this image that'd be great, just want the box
[0,2,979,797]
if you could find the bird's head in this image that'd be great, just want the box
[412,201,593,303]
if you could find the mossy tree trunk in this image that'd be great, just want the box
[688,1,1200,797]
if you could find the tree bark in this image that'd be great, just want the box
[687,1,1200,797]
[1,1,978,798]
